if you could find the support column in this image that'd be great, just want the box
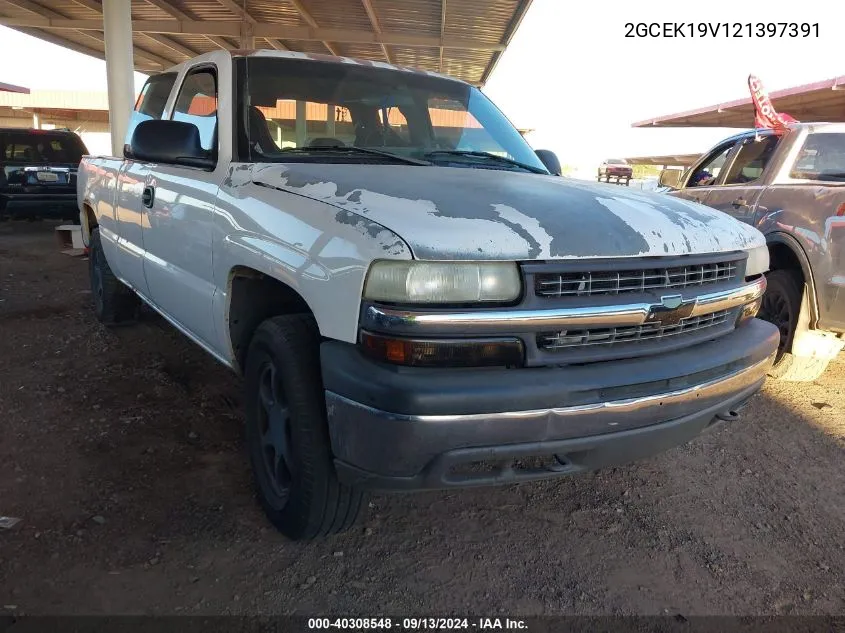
[296,101,307,147]
[240,22,255,49]
[32,112,40,129]
[327,105,336,137]
[102,0,135,157]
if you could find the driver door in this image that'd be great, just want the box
[703,133,781,224]
[141,64,221,350]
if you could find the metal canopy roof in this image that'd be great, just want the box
[633,75,845,128]
[0,81,30,93]
[0,0,532,86]
[624,154,700,167]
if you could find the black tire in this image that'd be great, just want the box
[759,269,802,365]
[88,227,139,325]
[758,268,829,381]
[244,314,365,540]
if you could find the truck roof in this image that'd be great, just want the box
[721,122,845,144]
[161,48,467,86]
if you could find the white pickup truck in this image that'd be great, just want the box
[78,50,778,540]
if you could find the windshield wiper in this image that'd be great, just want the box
[424,150,548,174]
[281,145,430,166]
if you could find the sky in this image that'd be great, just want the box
[483,0,842,169]
[0,0,841,168]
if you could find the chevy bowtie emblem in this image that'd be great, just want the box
[645,294,696,326]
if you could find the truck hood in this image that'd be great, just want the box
[251,163,765,260]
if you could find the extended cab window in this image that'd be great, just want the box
[126,73,177,146]
[791,133,845,181]
[687,142,734,188]
[172,67,218,153]
[723,135,780,185]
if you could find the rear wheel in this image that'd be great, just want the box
[88,227,139,325]
[759,269,830,381]
[245,314,365,540]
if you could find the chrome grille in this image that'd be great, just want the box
[535,261,739,298]
[538,310,731,351]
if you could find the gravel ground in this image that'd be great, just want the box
[1,221,844,617]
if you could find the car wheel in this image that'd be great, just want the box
[245,314,366,540]
[88,227,139,325]
[758,269,830,381]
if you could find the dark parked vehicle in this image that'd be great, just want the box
[0,128,87,221]
[659,123,845,380]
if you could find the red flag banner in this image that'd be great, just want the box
[748,74,798,130]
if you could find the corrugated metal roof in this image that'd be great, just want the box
[624,154,701,167]
[0,0,532,85]
[633,75,845,128]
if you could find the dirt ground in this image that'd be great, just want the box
[1,221,844,617]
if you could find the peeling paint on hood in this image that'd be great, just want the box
[251,164,765,260]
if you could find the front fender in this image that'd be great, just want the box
[213,178,413,346]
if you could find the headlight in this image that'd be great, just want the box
[745,245,769,277]
[363,261,522,304]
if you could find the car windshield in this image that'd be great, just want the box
[238,56,547,173]
[790,132,845,181]
[1,132,86,164]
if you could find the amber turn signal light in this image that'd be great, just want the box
[359,331,524,367]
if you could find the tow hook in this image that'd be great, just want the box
[715,395,755,422]
[715,409,741,422]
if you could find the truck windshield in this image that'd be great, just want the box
[790,132,845,181]
[238,56,547,173]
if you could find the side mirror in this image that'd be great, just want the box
[129,119,214,169]
[658,168,683,189]
[534,149,561,176]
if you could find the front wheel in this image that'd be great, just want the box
[758,269,831,381]
[245,314,365,540]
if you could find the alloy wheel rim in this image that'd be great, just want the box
[92,251,104,313]
[759,291,791,355]
[257,360,294,504]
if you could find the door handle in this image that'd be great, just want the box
[731,197,748,208]
[142,186,155,208]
